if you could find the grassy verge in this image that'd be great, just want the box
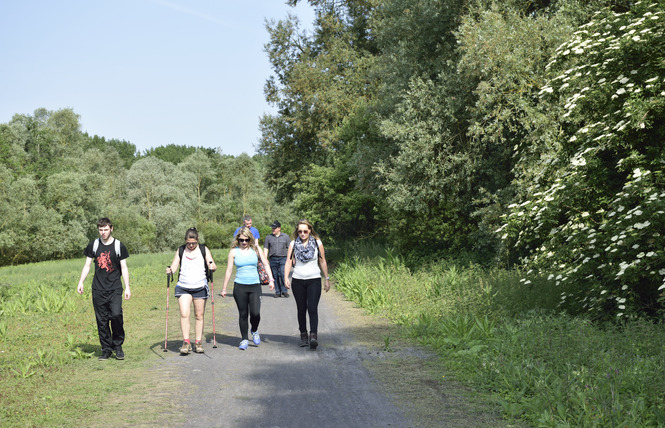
[0,250,227,427]
[332,244,665,427]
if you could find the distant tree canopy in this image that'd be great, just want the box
[261,0,663,319]
[0,108,296,265]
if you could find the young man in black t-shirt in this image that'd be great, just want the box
[77,218,131,360]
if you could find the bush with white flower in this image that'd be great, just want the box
[500,2,665,320]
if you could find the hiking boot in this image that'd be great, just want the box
[115,346,125,360]
[239,339,249,350]
[309,333,318,350]
[252,331,261,346]
[194,341,204,353]
[99,350,112,361]
[299,332,309,347]
[180,341,192,355]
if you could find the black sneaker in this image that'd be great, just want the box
[282,292,289,298]
[115,346,125,360]
[99,350,112,361]
[275,293,281,298]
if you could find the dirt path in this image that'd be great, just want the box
[160,284,504,428]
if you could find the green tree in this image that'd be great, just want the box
[84,134,137,168]
[500,2,665,319]
[179,150,214,219]
[143,144,216,165]
[260,1,377,201]
[126,156,196,250]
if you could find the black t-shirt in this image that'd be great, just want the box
[84,239,129,291]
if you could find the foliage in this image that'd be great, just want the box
[260,0,381,239]
[376,75,475,251]
[334,243,665,426]
[500,2,665,319]
[0,108,293,265]
[142,144,217,165]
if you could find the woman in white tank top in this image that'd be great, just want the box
[166,228,217,355]
[284,219,330,349]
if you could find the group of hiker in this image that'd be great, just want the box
[76,216,330,360]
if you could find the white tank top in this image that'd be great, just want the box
[177,248,207,289]
[292,239,322,280]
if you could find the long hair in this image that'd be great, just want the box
[233,226,257,250]
[292,219,319,241]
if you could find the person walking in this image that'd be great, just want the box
[77,217,131,360]
[263,220,291,298]
[221,226,274,350]
[166,228,217,355]
[284,219,330,350]
[234,215,260,245]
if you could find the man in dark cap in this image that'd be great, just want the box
[263,220,291,297]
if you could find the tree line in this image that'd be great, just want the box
[0,107,295,265]
[260,0,664,319]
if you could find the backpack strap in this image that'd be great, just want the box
[92,238,122,261]
[177,243,210,281]
[114,239,121,260]
[200,244,211,281]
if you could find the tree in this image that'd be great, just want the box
[126,156,196,250]
[179,150,214,219]
[500,2,665,319]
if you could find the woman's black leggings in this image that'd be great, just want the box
[232,283,261,340]
[291,278,322,334]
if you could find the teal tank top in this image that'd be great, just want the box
[234,247,260,285]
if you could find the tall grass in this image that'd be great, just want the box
[333,243,665,427]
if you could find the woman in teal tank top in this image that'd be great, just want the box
[221,226,274,350]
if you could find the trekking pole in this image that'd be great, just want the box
[208,264,217,348]
[164,269,172,352]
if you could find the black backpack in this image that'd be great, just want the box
[178,243,211,280]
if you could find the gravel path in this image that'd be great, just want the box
[162,284,413,428]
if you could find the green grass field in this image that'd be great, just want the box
[0,250,228,427]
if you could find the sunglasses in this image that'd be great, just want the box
[238,238,250,243]
[297,230,309,234]
[186,241,198,246]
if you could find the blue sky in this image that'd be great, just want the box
[0,1,314,156]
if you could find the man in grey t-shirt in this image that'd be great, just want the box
[264,220,291,298]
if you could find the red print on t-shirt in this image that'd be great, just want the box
[97,251,114,272]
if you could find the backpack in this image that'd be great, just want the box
[178,243,211,280]
[92,238,122,261]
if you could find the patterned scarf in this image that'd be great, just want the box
[294,236,317,263]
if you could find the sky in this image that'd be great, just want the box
[0,1,315,156]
